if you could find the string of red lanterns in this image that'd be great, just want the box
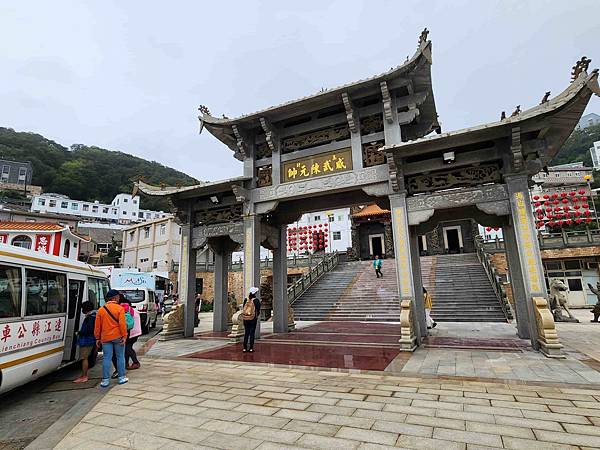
[532,190,594,229]
[286,223,330,252]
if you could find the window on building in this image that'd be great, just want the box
[133,199,138,204]
[129,231,135,242]
[102,207,109,214]
[49,200,57,208]
[39,199,46,206]
[140,257,149,263]
[143,227,150,238]
[575,172,581,176]
[153,261,158,269]
[146,213,151,219]
[154,213,159,219]
[314,215,321,221]
[12,235,32,249]
[567,172,573,177]
[92,206,98,213]
[71,203,78,210]
[112,208,117,214]
[333,231,341,240]
[159,224,166,236]
[96,243,110,253]
[123,198,128,203]
[555,173,560,177]
[338,215,343,221]
[0,265,22,319]
[138,212,143,218]
[567,278,583,292]
[123,211,127,215]
[18,167,27,179]
[564,260,582,270]
[25,269,67,316]
[63,239,71,258]
[82,204,89,211]
[328,216,334,222]
[1,165,10,182]
[61,201,68,208]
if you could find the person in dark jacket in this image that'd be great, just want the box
[73,301,96,383]
[242,287,261,353]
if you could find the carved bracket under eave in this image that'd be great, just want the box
[231,125,249,159]
[341,92,358,133]
[380,81,393,123]
[362,182,390,197]
[259,117,278,152]
[476,200,510,216]
[510,127,524,172]
[408,209,435,226]
[231,185,248,202]
[385,151,400,193]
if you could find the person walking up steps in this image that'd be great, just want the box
[95,289,128,387]
[424,287,437,329]
[242,287,261,353]
[373,255,383,278]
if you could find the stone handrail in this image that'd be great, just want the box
[474,237,513,320]
[288,252,339,305]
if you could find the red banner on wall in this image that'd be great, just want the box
[0,234,8,244]
[35,234,52,253]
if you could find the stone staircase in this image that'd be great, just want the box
[431,253,507,322]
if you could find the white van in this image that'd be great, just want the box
[118,287,158,334]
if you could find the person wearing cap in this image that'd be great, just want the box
[94,289,128,387]
[242,287,261,353]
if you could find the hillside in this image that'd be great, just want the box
[0,127,198,211]
[551,122,600,168]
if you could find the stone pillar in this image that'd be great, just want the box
[502,224,529,339]
[212,238,230,333]
[180,211,198,338]
[505,175,562,357]
[243,213,262,338]
[272,224,289,333]
[350,223,360,260]
[409,229,427,337]
[389,193,420,350]
[384,222,394,258]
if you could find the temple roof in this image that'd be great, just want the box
[134,177,249,199]
[352,204,390,218]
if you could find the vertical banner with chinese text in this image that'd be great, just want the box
[35,234,52,254]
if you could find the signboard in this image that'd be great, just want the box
[514,192,543,293]
[0,234,8,244]
[282,148,353,183]
[113,271,156,289]
[0,316,65,354]
[35,234,51,254]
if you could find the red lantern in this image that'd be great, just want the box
[586,217,593,223]
[537,221,544,228]
[574,205,581,210]
[575,211,581,217]
[553,200,560,205]
[579,189,586,195]
[583,203,590,209]
[569,191,576,196]
[533,195,540,200]
[551,193,558,199]
[547,221,555,227]
[582,196,588,201]
[543,194,550,199]
[557,220,563,226]
[544,201,551,206]
[573,197,579,202]
[585,210,592,216]
[493,227,500,231]
[545,207,552,212]
[560,192,568,198]
[554,207,561,212]
[566,219,573,226]
[562,198,569,204]
[485,227,491,232]
[564,205,570,211]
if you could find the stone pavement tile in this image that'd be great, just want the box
[513,396,572,406]
[463,404,523,418]
[137,391,173,401]
[153,424,213,444]
[198,407,247,421]
[275,408,325,422]
[284,419,340,437]
[202,432,263,450]
[103,394,145,405]
[572,400,600,409]
[366,395,412,406]
[538,391,596,401]
[563,422,600,436]
[337,399,384,411]
[230,395,272,406]
[313,385,354,394]
[93,402,137,416]
[69,424,132,444]
[227,387,262,396]
[534,429,600,447]
[335,426,398,446]
[560,388,600,396]
[132,399,174,411]
[159,413,212,428]
[493,415,563,431]
[439,396,490,406]
[254,384,290,393]
[199,419,252,435]
[198,398,241,410]
[54,435,86,450]
[382,403,435,417]
[463,391,514,401]
[296,395,338,406]
[375,384,418,393]
[308,403,356,416]
[165,394,203,405]
[352,388,393,397]
[412,399,463,411]
[372,420,433,438]
[196,391,236,401]
[287,388,320,396]
[69,422,96,434]
[244,426,303,444]
[258,391,299,401]
[320,414,375,429]
[465,422,534,439]
[521,409,592,424]
[266,400,310,410]
[443,384,486,394]
[239,414,291,429]
[396,435,466,450]
[83,413,134,428]
[324,391,366,401]
[548,405,600,417]
[112,432,173,449]
[59,440,124,450]
[165,403,207,416]
[234,404,280,416]
[128,408,170,421]
[353,408,407,423]
[255,442,306,450]
[405,414,465,431]
[357,443,398,450]
[500,436,578,450]
[224,381,254,389]
[433,428,503,447]
[490,400,549,412]
[297,433,360,450]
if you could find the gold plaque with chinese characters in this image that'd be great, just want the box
[282,148,353,183]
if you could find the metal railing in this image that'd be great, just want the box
[194,253,330,273]
[474,237,513,320]
[288,252,339,305]
[481,228,600,252]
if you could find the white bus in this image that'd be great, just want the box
[0,244,109,394]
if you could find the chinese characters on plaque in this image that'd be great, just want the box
[34,234,51,253]
[393,207,413,298]
[0,316,65,353]
[0,234,8,244]
[515,192,543,293]
[282,149,353,183]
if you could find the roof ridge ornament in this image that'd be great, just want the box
[540,91,551,104]
[198,105,211,116]
[500,111,506,121]
[510,105,521,117]
[418,28,429,48]
[571,56,591,83]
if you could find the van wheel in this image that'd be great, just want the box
[141,322,149,334]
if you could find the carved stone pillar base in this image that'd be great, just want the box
[532,297,565,359]
[159,304,185,341]
[288,304,296,331]
[228,310,245,342]
[399,299,417,352]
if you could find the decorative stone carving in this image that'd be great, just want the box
[349,224,360,260]
[418,28,429,47]
[255,142,272,159]
[288,304,296,331]
[476,200,510,216]
[384,223,394,258]
[198,105,211,116]
[399,299,417,351]
[281,123,350,153]
[408,209,435,226]
[511,127,523,172]
[406,184,508,212]
[510,105,521,117]
[257,165,272,187]
[228,307,245,342]
[341,93,358,133]
[232,125,248,159]
[195,205,242,225]
[362,182,389,197]
[386,154,400,193]
[253,165,389,202]
[549,280,579,322]
[360,114,384,135]
[429,227,442,254]
[532,296,564,358]
[362,141,386,167]
[571,56,592,82]
[160,304,185,340]
[227,292,237,327]
[260,117,278,153]
[193,222,244,248]
[588,282,600,322]
[540,91,551,104]
[380,81,393,123]
[406,164,502,194]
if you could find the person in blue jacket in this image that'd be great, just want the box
[73,301,96,383]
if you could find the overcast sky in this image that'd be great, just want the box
[1,1,599,182]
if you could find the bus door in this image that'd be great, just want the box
[64,279,85,361]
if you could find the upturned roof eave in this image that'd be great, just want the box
[135,177,250,199]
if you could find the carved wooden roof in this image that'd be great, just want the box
[134,177,249,199]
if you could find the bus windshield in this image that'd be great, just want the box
[120,290,145,303]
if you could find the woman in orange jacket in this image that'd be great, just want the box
[94,289,128,387]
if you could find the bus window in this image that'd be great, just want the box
[88,278,109,309]
[0,265,22,319]
[26,269,67,316]
[98,279,109,305]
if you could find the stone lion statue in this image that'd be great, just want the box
[549,279,577,322]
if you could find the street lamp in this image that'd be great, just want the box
[583,174,600,230]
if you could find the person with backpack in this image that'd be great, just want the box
[73,301,96,383]
[94,289,128,387]
[111,295,141,377]
[242,287,261,353]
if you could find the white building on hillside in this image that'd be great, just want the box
[590,141,600,170]
[31,193,170,225]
